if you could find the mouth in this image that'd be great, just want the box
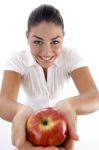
[38,56,55,63]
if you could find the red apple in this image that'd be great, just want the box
[26,107,67,146]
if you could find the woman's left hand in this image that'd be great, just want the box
[54,99,79,150]
[59,135,75,150]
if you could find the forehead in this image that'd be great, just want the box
[29,21,63,37]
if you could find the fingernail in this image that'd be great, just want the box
[16,137,21,147]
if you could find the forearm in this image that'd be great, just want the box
[0,95,23,122]
[68,89,99,115]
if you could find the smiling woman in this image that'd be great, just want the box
[26,21,64,71]
[0,2,99,150]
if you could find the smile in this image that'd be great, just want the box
[38,56,55,63]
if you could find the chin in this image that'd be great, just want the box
[42,63,53,69]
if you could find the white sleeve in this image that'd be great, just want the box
[4,52,25,75]
[64,48,88,74]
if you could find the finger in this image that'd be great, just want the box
[12,113,26,147]
[54,101,79,141]
[18,140,44,150]
[44,146,59,150]
[12,106,33,147]
[64,109,79,140]
[64,136,75,150]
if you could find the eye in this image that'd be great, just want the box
[50,40,60,45]
[33,40,43,45]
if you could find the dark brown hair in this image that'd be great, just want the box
[27,4,64,33]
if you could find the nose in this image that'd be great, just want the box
[41,43,53,57]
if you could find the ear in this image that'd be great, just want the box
[26,31,29,39]
[25,31,30,45]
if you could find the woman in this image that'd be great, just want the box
[0,4,99,150]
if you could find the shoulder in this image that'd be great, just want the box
[6,50,26,64]
[62,47,77,56]
[7,49,35,67]
[61,47,87,73]
[62,47,84,61]
[11,50,26,61]
[4,50,27,75]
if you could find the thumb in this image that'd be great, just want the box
[12,113,26,147]
[65,109,79,141]
[12,106,33,148]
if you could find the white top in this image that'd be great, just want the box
[4,47,87,111]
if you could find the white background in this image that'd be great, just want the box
[0,0,99,149]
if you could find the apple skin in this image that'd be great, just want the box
[26,107,67,146]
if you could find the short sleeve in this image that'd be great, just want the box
[4,51,25,75]
[63,48,88,74]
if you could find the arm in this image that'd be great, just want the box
[0,71,33,147]
[69,66,99,114]
[0,71,61,150]
[0,71,32,121]
[55,67,99,150]
[0,70,23,121]
[55,67,99,116]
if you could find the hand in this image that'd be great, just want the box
[16,140,44,150]
[54,99,79,150]
[16,140,62,150]
[12,105,62,150]
[59,135,75,150]
[12,105,33,148]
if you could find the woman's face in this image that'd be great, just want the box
[26,21,64,69]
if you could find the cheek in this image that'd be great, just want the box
[30,45,40,56]
[54,47,62,56]
[30,48,39,57]
[31,50,38,57]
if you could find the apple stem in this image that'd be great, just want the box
[42,119,48,125]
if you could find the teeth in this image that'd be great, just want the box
[41,57,52,61]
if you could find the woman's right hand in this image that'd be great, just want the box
[12,105,62,150]
[12,105,33,148]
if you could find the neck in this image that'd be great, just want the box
[43,68,47,81]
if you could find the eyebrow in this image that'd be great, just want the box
[32,35,61,40]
